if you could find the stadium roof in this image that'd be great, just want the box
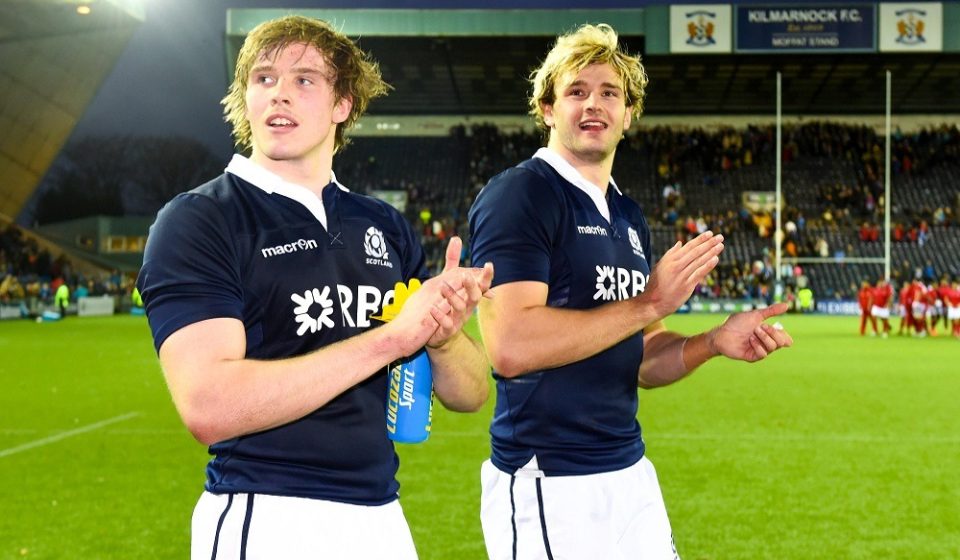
[226,7,960,118]
[0,0,143,221]
[336,38,960,116]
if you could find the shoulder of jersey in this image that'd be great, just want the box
[342,189,407,222]
[488,162,561,197]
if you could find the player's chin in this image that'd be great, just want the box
[257,138,305,159]
[574,144,614,163]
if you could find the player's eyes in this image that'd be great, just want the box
[253,74,275,85]
[298,77,313,86]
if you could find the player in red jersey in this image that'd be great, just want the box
[871,278,893,337]
[924,282,941,336]
[936,279,952,333]
[945,280,960,338]
[910,280,929,337]
[897,280,913,336]
[858,280,877,336]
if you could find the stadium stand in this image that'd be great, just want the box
[0,217,133,316]
[0,0,144,317]
[332,121,959,302]
[5,5,959,317]
[5,119,953,315]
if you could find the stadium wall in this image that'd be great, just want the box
[351,114,960,137]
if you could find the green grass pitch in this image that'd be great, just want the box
[1,314,957,559]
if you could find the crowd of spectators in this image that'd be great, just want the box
[0,224,135,314]
[628,121,959,302]
[3,121,957,313]
[639,121,957,225]
[339,120,960,299]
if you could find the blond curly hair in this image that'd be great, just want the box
[529,23,648,132]
[221,15,389,154]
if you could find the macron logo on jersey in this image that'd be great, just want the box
[594,265,649,302]
[261,238,318,259]
[577,225,608,236]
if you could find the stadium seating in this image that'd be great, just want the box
[333,121,958,299]
[7,121,955,309]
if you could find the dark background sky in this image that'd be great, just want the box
[73,0,313,159]
[70,0,660,159]
[23,0,663,224]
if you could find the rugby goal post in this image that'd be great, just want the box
[773,71,892,295]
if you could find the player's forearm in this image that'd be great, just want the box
[481,297,663,378]
[162,322,408,445]
[638,328,719,388]
[427,330,490,412]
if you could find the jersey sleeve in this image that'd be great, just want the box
[639,211,654,265]
[136,193,244,352]
[468,167,562,287]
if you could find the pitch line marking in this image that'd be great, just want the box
[1,428,185,436]
[0,412,140,459]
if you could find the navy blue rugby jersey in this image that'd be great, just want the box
[137,155,426,505]
[468,148,653,476]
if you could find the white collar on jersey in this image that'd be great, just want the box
[533,147,622,224]
[224,154,349,231]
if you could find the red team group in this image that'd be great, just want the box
[858,277,960,338]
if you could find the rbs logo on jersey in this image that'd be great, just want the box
[593,265,649,302]
[291,284,395,336]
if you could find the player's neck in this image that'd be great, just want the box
[567,159,613,196]
[548,143,614,195]
[250,152,334,197]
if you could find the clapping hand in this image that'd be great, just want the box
[644,231,724,318]
[710,302,794,362]
[389,237,493,355]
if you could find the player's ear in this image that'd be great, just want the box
[622,106,634,132]
[332,95,352,125]
[542,102,555,128]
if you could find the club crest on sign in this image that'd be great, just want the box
[686,10,717,47]
[895,8,927,45]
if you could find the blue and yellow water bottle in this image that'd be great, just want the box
[375,279,435,444]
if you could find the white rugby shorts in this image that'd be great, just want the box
[481,456,680,560]
[912,301,927,318]
[947,306,960,320]
[871,305,890,319]
[191,491,418,560]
